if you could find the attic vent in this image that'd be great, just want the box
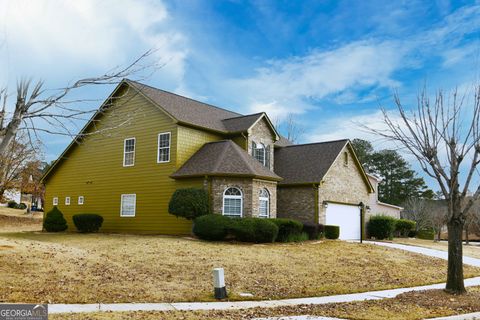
[343,152,349,166]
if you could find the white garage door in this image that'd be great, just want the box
[325,203,361,240]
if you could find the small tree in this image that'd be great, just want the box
[168,188,209,220]
[43,206,68,232]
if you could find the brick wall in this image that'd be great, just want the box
[277,185,316,223]
[211,177,277,218]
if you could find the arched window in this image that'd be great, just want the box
[258,188,270,218]
[223,187,243,217]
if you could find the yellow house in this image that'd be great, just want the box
[42,79,390,239]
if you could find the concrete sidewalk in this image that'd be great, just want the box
[48,241,480,314]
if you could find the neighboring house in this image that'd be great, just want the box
[367,174,403,218]
[1,189,21,204]
[42,80,396,239]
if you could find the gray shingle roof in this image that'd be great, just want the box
[275,135,293,147]
[128,80,241,132]
[222,113,264,132]
[274,139,349,185]
[171,140,282,181]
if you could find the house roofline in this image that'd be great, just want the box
[377,201,403,210]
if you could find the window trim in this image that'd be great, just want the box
[123,137,136,167]
[157,132,171,163]
[258,188,270,218]
[78,196,84,205]
[222,187,243,218]
[65,196,71,206]
[120,194,136,217]
[253,142,266,166]
[53,197,58,206]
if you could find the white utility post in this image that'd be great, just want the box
[213,268,227,299]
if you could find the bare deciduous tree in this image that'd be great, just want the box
[0,50,159,157]
[0,134,39,201]
[367,86,480,293]
[273,113,305,143]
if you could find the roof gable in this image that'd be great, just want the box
[274,139,373,191]
[171,140,282,181]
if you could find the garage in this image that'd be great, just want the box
[325,202,361,240]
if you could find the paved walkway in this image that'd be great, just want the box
[48,241,480,317]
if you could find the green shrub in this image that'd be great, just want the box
[7,200,17,208]
[271,218,303,242]
[168,188,209,220]
[193,214,233,241]
[408,230,417,238]
[231,218,278,243]
[417,228,435,240]
[285,232,309,242]
[395,219,416,237]
[43,206,68,232]
[72,213,104,233]
[16,203,27,210]
[302,222,324,240]
[324,225,340,239]
[367,215,397,240]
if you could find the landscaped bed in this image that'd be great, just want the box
[49,286,480,320]
[1,229,480,304]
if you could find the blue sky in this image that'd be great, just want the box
[1,0,480,190]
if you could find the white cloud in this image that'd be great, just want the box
[0,0,188,89]
[230,40,405,120]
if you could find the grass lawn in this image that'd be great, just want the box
[1,229,479,304]
[392,238,480,259]
[49,286,480,320]
[0,206,42,232]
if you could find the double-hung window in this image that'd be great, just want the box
[78,196,84,205]
[252,141,270,168]
[123,138,136,167]
[120,194,136,217]
[157,132,171,163]
[223,187,243,217]
[53,197,58,206]
[65,197,70,205]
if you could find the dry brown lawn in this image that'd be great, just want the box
[0,206,42,232]
[1,228,479,304]
[50,286,480,320]
[392,238,480,259]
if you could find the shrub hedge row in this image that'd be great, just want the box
[72,213,104,233]
[367,215,417,240]
[193,215,321,243]
[417,228,435,240]
[324,225,340,239]
[43,206,68,232]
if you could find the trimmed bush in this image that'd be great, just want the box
[286,232,309,242]
[43,206,68,232]
[7,200,17,208]
[367,215,397,240]
[168,188,209,220]
[193,214,233,241]
[16,203,27,210]
[303,222,324,240]
[417,228,435,240]
[271,218,303,242]
[72,213,104,233]
[324,225,340,239]
[231,218,278,243]
[395,219,416,237]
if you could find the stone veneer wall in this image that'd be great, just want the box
[252,179,277,218]
[317,146,371,224]
[277,186,316,223]
[247,118,275,169]
[211,177,277,218]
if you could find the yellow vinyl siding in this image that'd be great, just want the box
[44,85,205,234]
[176,125,222,166]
